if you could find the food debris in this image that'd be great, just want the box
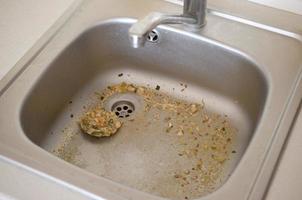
[177,128,184,136]
[79,107,122,137]
[54,82,236,200]
[189,104,199,114]
[118,73,123,77]
[137,86,145,95]
[94,83,236,197]
[166,122,174,133]
[180,82,188,92]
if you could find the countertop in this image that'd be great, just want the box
[265,105,302,200]
[0,0,301,199]
[0,0,76,80]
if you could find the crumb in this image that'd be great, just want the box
[177,129,184,136]
[70,114,74,118]
[174,174,181,178]
[155,85,160,90]
[118,73,123,77]
[69,100,73,104]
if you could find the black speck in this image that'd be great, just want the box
[185,197,188,200]
[100,96,104,100]
[232,150,236,153]
[70,114,74,118]
[118,73,123,77]
[69,100,73,104]
[155,85,160,90]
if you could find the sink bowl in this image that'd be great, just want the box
[0,0,302,200]
[20,19,267,199]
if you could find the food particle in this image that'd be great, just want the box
[190,104,199,114]
[184,170,190,175]
[79,107,122,137]
[166,122,174,133]
[127,85,137,92]
[137,86,145,95]
[202,115,210,123]
[177,128,184,136]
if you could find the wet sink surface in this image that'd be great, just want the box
[1,1,302,200]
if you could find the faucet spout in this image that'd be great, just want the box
[129,12,196,48]
[128,0,207,48]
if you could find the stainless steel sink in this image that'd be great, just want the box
[20,19,267,200]
[0,0,302,200]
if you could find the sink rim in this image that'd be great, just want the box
[0,0,302,200]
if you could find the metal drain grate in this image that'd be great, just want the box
[111,101,135,118]
[147,30,159,43]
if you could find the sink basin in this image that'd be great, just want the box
[20,19,267,199]
[0,0,302,200]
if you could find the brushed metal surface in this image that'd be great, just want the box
[0,0,302,200]
[20,19,266,199]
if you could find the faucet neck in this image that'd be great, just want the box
[183,0,207,28]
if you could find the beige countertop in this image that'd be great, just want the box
[265,106,302,200]
[0,0,301,199]
[0,0,76,80]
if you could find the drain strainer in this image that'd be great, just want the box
[111,101,135,118]
[147,30,159,43]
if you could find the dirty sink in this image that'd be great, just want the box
[0,0,302,200]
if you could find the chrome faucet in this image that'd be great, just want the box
[129,0,207,48]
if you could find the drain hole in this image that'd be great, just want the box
[111,101,135,118]
[147,30,159,43]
